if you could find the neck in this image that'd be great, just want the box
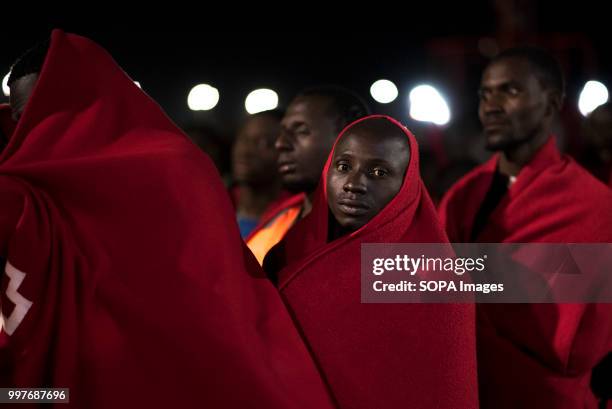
[327,214,350,242]
[300,192,313,219]
[236,182,280,218]
[499,131,550,177]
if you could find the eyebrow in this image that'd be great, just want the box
[282,120,308,129]
[480,79,522,90]
[334,152,394,168]
[334,152,354,160]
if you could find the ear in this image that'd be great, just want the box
[546,88,564,115]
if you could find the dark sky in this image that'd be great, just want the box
[1,6,608,136]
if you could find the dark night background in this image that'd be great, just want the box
[1,5,611,401]
[1,4,609,198]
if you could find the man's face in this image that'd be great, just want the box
[478,57,552,151]
[9,73,39,122]
[276,96,338,193]
[327,122,409,233]
[232,115,280,185]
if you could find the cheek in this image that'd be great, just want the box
[231,144,241,158]
[478,104,485,119]
[294,139,314,162]
[372,182,402,211]
[261,148,278,161]
[512,99,546,123]
[327,174,342,197]
[302,133,333,160]
[513,111,541,134]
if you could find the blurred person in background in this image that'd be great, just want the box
[246,85,369,265]
[580,101,612,187]
[231,109,287,238]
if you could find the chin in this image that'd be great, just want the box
[281,177,315,194]
[484,133,512,152]
[337,217,366,233]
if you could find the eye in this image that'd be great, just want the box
[507,87,519,96]
[371,167,388,177]
[502,84,520,96]
[336,162,350,172]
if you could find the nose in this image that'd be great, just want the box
[275,130,292,152]
[480,94,504,117]
[343,171,367,194]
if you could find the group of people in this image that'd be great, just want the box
[0,29,610,408]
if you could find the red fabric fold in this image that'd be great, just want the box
[0,30,332,408]
[439,137,612,408]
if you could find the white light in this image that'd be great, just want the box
[134,81,141,88]
[578,80,609,117]
[409,84,451,126]
[187,84,220,111]
[245,89,278,114]
[2,72,10,97]
[370,79,398,104]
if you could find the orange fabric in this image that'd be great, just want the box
[247,206,301,264]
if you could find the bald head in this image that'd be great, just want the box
[344,118,410,154]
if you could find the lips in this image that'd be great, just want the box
[482,120,508,131]
[278,159,297,174]
[337,198,370,216]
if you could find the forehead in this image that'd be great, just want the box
[282,96,333,125]
[237,117,279,143]
[481,57,540,87]
[334,126,409,163]
[241,115,279,133]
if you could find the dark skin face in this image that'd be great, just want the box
[478,57,559,153]
[327,120,410,237]
[232,115,281,185]
[9,73,39,122]
[276,96,339,194]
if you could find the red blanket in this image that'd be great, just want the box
[0,30,332,408]
[439,137,612,408]
[274,115,478,409]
